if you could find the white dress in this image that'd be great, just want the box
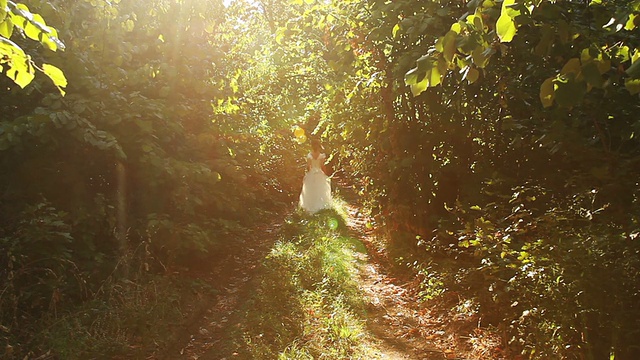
[299,152,332,214]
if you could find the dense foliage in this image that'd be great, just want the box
[1,0,638,358]
[1,0,300,357]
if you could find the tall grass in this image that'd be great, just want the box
[27,273,212,359]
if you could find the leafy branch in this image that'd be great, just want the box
[0,0,67,94]
[403,0,640,106]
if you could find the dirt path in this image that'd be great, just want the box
[345,204,451,360]
[150,192,495,359]
[345,201,506,360]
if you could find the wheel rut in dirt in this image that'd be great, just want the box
[156,213,287,359]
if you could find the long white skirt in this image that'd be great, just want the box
[299,169,332,214]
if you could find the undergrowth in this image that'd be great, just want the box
[2,272,215,360]
[47,275,198,359]
[0,201,230,359]
[385,186,640,359]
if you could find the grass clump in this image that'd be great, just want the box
[234,206,372,359]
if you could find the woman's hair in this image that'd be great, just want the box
[310,138,323,152]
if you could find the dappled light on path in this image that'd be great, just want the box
[346,204,445,360]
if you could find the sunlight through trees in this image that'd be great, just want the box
[1,0,638,358]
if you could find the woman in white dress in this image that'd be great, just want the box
[299,139,332,214]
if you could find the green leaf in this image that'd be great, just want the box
[625,13,638,30]
[580,47,593,63]
[405,57,442,96]
[596,57,611,74]
[0,36,26,58]
[616,45,630,62]
[472,12,483,30]
[435,36,444,53]
[442,30,457,63]
[560,58,582,76]
[554,75,587,107]
[0,17,13,38]
[409,76,428,96]
[6,56,34,88]
[540,77,555,108]
[557,19,569,43]
[41,26,59,51]
[462,65,480,84]
[451,21,462,34]
[415,54,432,72]
[15,3,29,12]
[427,64,441,86]
[9,12,27,31]
[436,57,447,76]
[496,14,516,42]
[471,46,490,68]
[625,78,640,95]
[501,0,520,19]
[468,67,479,83]
[582,61,603,88]
[534,24,554,56]
[275,28,285,44]
[23,18,43,42]
[32,13,47,29]
[625,58,640,79]
[42,63,67,96]
[392,23,400,38]
[404,67,420,85]
[581,49,611,75]
[124,19,134,32]
[458,33,480,55]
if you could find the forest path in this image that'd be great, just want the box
[343,202,456,360]
[152,185,474,359]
